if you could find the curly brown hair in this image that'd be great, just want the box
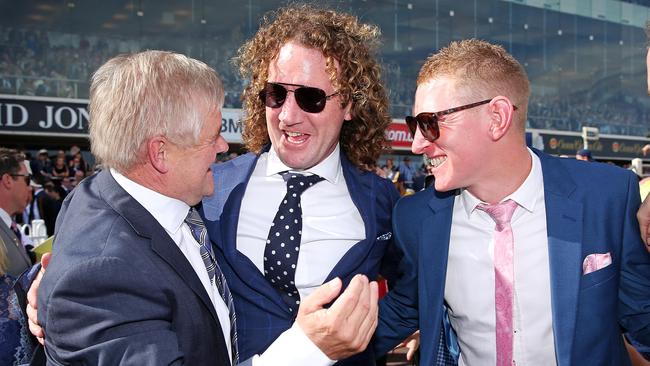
[235,4,391,171]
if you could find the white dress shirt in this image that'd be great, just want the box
[111,169,233,363]
[0,207,31,247]
[445,149,557,366]
[238,144,365,299]
[238,144,364,365]
[0,207,13,231]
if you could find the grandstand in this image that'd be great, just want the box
[0,0,648,158]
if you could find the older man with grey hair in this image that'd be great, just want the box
[29,49,378,366]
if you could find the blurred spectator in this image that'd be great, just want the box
[382,158,399,184]
[72,169,85,188]
[67,153,87,177]
[31,149,52,184]
[51,157,69,178]
[576,149,594,161]
[398,156,417,192]
[0,147,33,276]
[35,181,61,237]
[642,144,650,157]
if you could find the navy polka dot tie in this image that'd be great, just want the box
[264,172,324,314]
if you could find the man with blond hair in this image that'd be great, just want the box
[374,39,650,365]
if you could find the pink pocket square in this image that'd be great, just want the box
[582,252,612,275]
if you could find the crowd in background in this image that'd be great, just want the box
[13,146,241,237]
[2,26,649,137]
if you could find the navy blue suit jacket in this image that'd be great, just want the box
[375,150,650,365]
[38,170,230,365]
[202,149,400,365]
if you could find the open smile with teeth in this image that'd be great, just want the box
[430,156,447,168]
[285,131,309,143]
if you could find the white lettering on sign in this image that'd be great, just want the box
[0,103,29,127]
[40,105,89,130]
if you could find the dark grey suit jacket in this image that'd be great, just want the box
[0,217,31,277]
[37,170,230,365]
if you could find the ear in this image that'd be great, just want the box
[146,136,170,174]
[0,173,12,189]
[342,100,353,122]
[486,96,515,141]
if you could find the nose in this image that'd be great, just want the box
[411,127,433,155]
[278,91,302,126]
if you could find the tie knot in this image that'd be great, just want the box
[184,207,205,229]
[477,199,518,230]
[281,172,325,195]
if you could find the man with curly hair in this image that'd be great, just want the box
[200,4,401,366]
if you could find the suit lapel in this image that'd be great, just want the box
[537,151,582,366]
[424,191,455,310]
[326,153,375,281]
[97,171,221,326]
[212,152,296,317]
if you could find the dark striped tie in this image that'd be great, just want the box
[185,207,239,365]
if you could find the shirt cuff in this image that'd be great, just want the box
[251,322,336,366]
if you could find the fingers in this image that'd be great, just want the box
[41,252,51,269]
[339,276,370,329]
[327,274,366,319]
[356,281,378,349]
[27,255,48,344]
[405,339,417,360]
[298,277,342,316]
[26,268,45,312]
[27,311,45,345]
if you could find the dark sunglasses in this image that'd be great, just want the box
[10,173,31,185]
[259,82,339,113]
[405,99,518,142]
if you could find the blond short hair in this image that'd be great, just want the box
[418,39,530,130]
[89,50,224,172]
[235,4,391,171]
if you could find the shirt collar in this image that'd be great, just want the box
[110,169,189,234]
[0,208,11,228]
[460,148,543,218]
[266,143,342,184]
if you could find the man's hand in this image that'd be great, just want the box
[638,196,650,251]
[296,274,379,361]
[26,252,50,345]
[396,330,420,361]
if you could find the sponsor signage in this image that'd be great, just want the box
[386,120,413,151]
[0,95,89,137]
[0,95,245,143]
[536,129,650,160]
[2,95,647,160]
[221,108,243,144]
[386,123,650,160]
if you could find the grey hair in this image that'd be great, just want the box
[89,50,224,172]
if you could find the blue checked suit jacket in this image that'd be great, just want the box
[374,149,650,366]
[202,147,400,365]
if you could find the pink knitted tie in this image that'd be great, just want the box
[477,199,518,366]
